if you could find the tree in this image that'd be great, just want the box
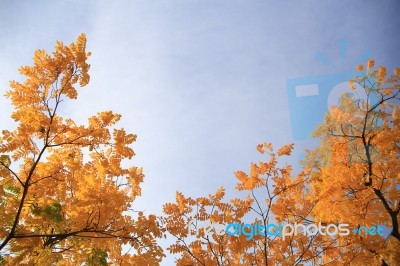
[162,60,400,265]
[305,60,400,264]
[0,34,164,265]
[162,144,336,265]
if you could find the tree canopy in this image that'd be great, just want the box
[0,34,399,265]
[0,34,164,265]
[162,60,400,265]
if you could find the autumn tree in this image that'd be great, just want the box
[162,144,338,265]
[304,60,400,264]
[162,61,400,265]
[0,34,164,265]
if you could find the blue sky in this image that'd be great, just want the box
[1,0,399,263]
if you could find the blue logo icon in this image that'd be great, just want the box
[287,39,370,141]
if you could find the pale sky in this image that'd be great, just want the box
[1,1,399,264]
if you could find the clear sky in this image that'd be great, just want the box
[1,1,399,264]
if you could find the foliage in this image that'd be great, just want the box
[2,33,399,265]
[162,60,400,265]
[0,34,164,265]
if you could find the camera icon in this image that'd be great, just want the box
[286,40,381,165]
[287,39,370,141]
[287,71,358,141]
[287,73,383,165]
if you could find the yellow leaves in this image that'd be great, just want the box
[297,61,400,263]
[214,186,225,201]
[100,158,109,168]
[265,198,271,206]
[348,80,356,91]
[126,166,144,198]
[367,59,375,69]
[250,162,260,177]
[235,143,295,191]
[256,144,264,154]
[10,107,48,130]
[114,128,126,142]
[5,36,398,265]
[277,144,294,156]
[168,243,186,254]
[377,66,387,83]
[256,142,273,154]
[235,171,255,191]
[160,61,400,265]
[0,155,11,168]
[163,192,194,217]
[235,170,248,183]
[98,111,121,127]
[382,88,392,96]
[75,33,87,55]
[259,162,271,174]
[113,129,136,159]
[163,186,255,264]
[393,105,400,125]
[63,84,78,99]
[68,33,91,87]
[32,248,61,265]
[33,49,50,68]
[0,34,168,265]
[176,192,186,213]
[197,197,211,205]
[5,34,92,133]
[356,64,364,71]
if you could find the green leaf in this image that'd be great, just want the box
[0,155,11,168]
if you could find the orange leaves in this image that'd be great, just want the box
[377,66,387,83]
[160,60,400,265]
[176,192,186,213]
[98,111,121,127]
[348,80,356,90]
[214,186,225,201]
[7,34,91,107]
[301,60,400,264]
[277,144,294,156]
[162,184,254,263]
[0,34,164,265]
[367,59,375,69]
[356,64,364,71]
[393,106,400,125]
[113,128,127,142]
[235,170,248,183]
[256,143,264,154]
[4,35,396,265]
[256,141,273,154]
[113,129,136,159]
[235,169,257,191]
[168,243,187,254]
[163,203,180,215]
[235,143,294,192]
[250,162,259,177]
